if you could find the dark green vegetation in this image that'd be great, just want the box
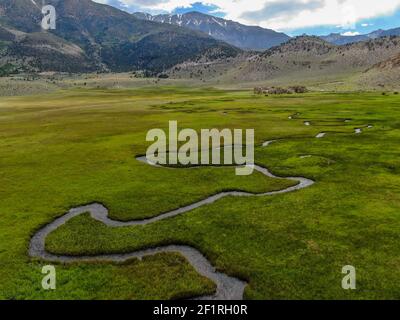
[0,62,19,76]
[1,87,400,299]
[0,0,239,73]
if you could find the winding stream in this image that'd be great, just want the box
[29,141,315,300]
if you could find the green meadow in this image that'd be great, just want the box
[1,87,400,299]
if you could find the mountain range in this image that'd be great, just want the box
[0,0,239,74]
[132,11,290,51]
[132,11,400,49]
[0,0,399,89]
[321,28,400,45]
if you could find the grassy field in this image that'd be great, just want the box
[1,87,400,299]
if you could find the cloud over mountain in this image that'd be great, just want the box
[241,0,325,22]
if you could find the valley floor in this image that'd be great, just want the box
[1,69,399,97]
[0,87,400,299]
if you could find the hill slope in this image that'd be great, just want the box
[0,0,240,74]
[168,36,400,89]
[358,52,400,89]
[133,11,290,51]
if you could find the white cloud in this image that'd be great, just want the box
[341,31,360,36]
[94,0,400,31]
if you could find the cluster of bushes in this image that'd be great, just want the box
[0,63,19,77]
[254,85,308,95]
[157,73,169,79]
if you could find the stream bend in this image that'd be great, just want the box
[29,141,314,300]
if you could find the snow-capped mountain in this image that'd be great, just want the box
[133,11,290,51]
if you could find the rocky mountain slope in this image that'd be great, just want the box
[0,0,240,74]
[168,36,400,88]
[133,11,290,51]
[372,52,400,70]
[358,52,400,89]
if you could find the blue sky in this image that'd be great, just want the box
[172,2,225,18]
[94,0,400,36]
